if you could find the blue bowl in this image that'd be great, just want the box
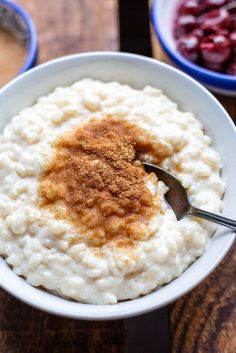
[151,0,236,96]
[0,0,38,77]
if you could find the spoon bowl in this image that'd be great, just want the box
[143,162,190,220]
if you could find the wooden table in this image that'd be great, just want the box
[0,1,235,352]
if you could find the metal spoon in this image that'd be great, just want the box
[143,162,236,231]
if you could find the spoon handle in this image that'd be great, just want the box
[189,206,236,231]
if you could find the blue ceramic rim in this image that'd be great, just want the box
[0,0,38,74]
[151,0,236,91]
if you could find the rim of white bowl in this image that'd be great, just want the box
[0,52,235,320]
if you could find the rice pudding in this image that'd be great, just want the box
[0,79,225,304]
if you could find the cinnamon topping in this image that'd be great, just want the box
[38,117,170,246]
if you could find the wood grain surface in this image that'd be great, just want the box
[151,26,236,353]
[0,1,235,353]
[20,0,118,63]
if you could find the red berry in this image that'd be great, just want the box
[229,30,236,46]
[200,8,231,32]
[180,0,202,16]
[227,59,236,75]
[177,15,198,32]
[200,34,232,64]
[177,33,200,62]
[204,0,227,9]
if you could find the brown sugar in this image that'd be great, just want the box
[38,117,171,247]
[0,28,26,87]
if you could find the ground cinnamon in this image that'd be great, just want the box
[38,117,171,246]
[0,28,26,87]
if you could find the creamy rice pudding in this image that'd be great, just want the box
[0,79,225,304]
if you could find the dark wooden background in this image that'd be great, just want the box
[0,1,235,352]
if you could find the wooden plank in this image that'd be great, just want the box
[170,243,236,353]
[17,0,119,63]
[0,288,126,353]
[150,13,236,353]
[0,1,124,353]
[119,0,152,56]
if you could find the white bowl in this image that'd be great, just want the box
[0,52,235,320]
